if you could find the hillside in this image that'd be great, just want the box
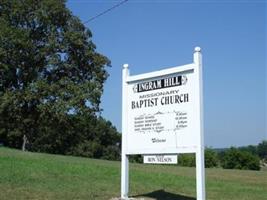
[0,147,266,200]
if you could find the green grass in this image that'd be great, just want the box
[0,147,266,200]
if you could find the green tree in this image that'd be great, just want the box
[0,0,110,151]
[178,153,195,167]
[205,148,219,168]
[69,117,121,160]
[239,145,258,156]
[178,149,219,168]
[257,140,267,159]
[221,147,260,171]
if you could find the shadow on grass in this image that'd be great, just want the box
[133,189,196,200]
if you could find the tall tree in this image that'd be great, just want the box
[0,0,110,149]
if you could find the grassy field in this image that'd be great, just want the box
[0,147,266,200]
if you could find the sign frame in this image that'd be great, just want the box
[121,47,205,200]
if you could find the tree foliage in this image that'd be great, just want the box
[238,145,258,156]
[178,153,195,167]
[257,140,267,159]
[221,147,260,171]
[205,148,219,168]
[178,149,219,168]
[0,0,121,159]
[68,117,121,160]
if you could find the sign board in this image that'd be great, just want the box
[121,47,205,200]
[143,155,177,164]
[126,68,198,155]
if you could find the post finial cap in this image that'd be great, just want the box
[123,64,129,68]
[194,46,201,52]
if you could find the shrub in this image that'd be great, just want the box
[205,148,219,168]
[70,141,103,158]
[178,153,195,167]
[102,145,120,161]
[221,147,260,170]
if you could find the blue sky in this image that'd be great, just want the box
[67,0,266,148]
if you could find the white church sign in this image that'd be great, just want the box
[121,47,205,200]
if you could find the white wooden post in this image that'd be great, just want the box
[194,47,206,200]
[121,64,129,199]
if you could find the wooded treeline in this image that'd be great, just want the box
[177,141,267,171]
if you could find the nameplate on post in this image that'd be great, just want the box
[143,155,177,164]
